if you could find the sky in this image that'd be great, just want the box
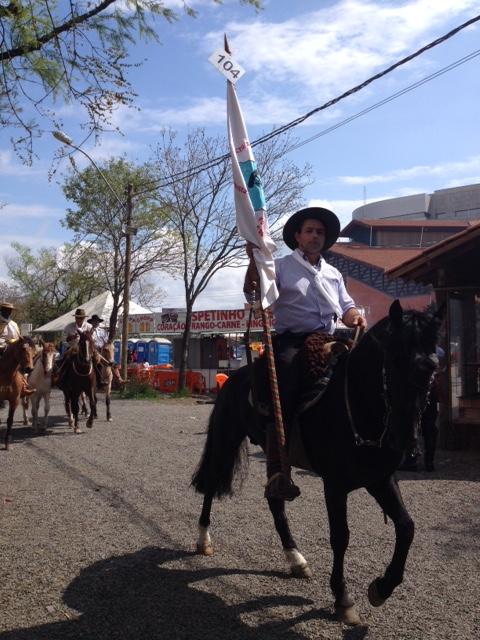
[1,0,479,311]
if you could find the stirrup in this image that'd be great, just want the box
[264,472,301,501]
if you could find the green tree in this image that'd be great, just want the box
[62,156,180,339]
[5,242,106,328]
[150,128,312,391]
[0,0,261,162]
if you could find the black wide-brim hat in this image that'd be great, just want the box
[283,207,340,251]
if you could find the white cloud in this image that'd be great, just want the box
[213,0,478,96]
[339,156,480,185]
[0,203,63,219]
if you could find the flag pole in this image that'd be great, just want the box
[225,35,299,501]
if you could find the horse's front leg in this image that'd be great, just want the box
[64,393,74,428]
[31,395,39,432]
[80,392,88,416]
[105,389,112,422]
[324,483,361,626]
[85,389,96,429]
[71,395,82,434]
[22,397,29,425]
[5,399,19,450]
[42,392,50,432]
[267,497,312,578]
[366,475,414,607]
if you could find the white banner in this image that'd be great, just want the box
[227,81,279,308]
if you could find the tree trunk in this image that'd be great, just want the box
[108,291,121,341]
[178,305,193,392]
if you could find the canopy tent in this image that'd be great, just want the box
[33,291,152,333]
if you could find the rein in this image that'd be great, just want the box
[344,330,390,448]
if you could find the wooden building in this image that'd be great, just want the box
[387,222,480,449]
[325,219,472,325]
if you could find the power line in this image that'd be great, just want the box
[134,11,480,196]
[285,47,480,155]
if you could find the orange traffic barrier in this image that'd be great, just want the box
[150,369,206,394]
[186,371,207,394]
[215,373,229,393]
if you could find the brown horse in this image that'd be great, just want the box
[95,342,114,422]
[0,337,36,450]
[83,342,115,422]
[58,332,97,433]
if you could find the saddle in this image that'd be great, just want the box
[249,332,352,470]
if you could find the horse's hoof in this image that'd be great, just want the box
[196,542,214,556]
[86,420,93,429]
[368,579,386,607]
[290,563,313,579]
[107,418,112,422]
[335,605,362,626]
[74,428,82,434]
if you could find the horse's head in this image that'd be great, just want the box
[102,341,114,361]
[18,336,36,374]
[40,340,57,374]
[77,331,94,363]
[381,300,443,452]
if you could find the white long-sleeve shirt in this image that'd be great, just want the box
[0,317,21,347]
[272,251,356,335]
[62,320,92,347]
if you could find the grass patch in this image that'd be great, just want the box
[115,380,160,399]
[113,380,195,400]
[168,388,192,399]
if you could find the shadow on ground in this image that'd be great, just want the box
[0,546,372,640]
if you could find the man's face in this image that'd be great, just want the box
[75,317,84,326]
[294,218,326,255]
[1,307,12,320]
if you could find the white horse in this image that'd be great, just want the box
[26,340,57,433]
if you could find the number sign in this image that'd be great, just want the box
[208,49,245,84]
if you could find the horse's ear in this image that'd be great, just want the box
[39,338,45,348]
[389,299,403,328]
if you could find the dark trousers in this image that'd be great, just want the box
[258,333,306,477]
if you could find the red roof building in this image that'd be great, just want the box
[325,219,472,325]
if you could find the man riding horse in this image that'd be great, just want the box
[0,301,35,399]
[87,314,123,387]
[55,308,119,390]
[243,207,367,497]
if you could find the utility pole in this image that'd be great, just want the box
[121,183,133,381]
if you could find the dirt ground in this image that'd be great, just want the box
[0,390,479,639]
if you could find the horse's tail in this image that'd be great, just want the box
[191,370,249,498]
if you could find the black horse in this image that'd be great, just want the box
[192,300,442,625]
[57,331,97,433]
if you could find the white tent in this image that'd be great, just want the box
[33,291,152,333]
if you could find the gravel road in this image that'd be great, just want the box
[0,390,479,640]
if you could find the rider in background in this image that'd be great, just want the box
[54,308,93,387]
[244,207,366,494]
[62,308,92,348]
[88,314,109,351]
[0,301,20,349]
[0,301,35,397]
